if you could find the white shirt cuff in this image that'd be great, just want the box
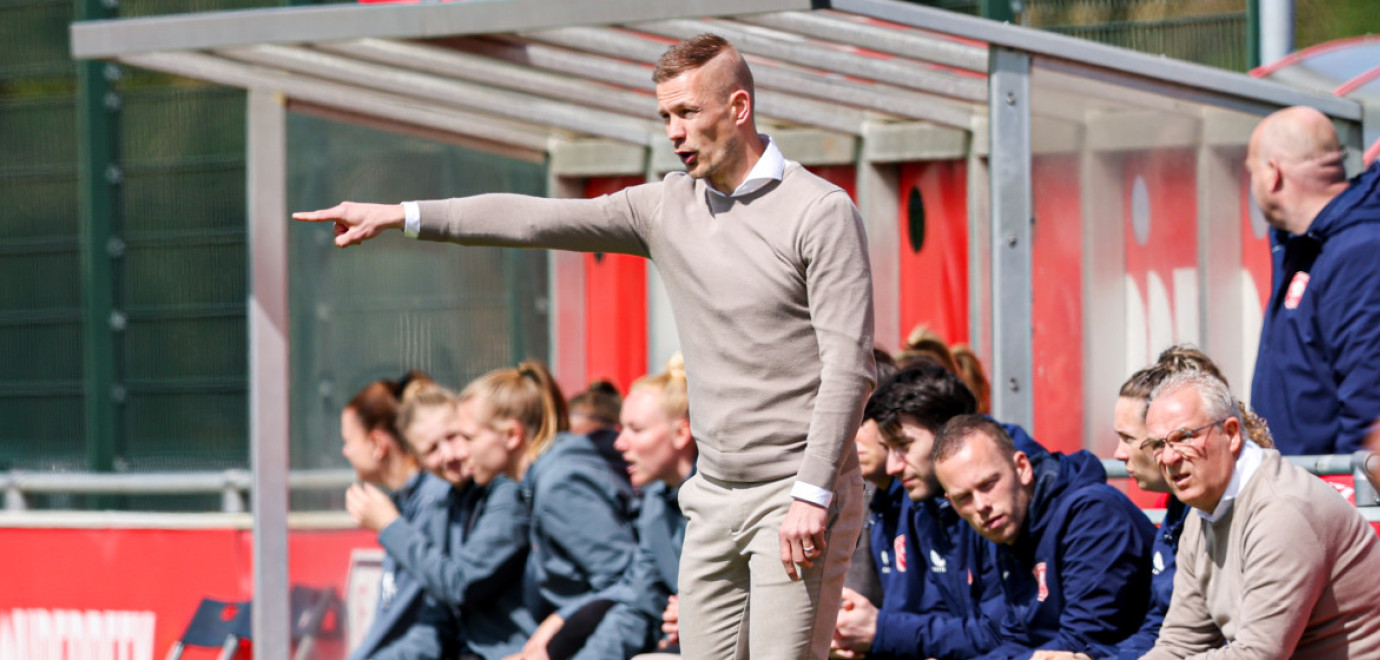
[402,201,421,238]
[791,481,833,508]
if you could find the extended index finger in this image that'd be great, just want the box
[292,204,345,222]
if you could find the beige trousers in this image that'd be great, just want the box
[676,460,864,660]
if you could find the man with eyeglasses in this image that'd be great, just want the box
[1140,372,1380,659]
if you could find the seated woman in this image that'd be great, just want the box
[340,372,458,660]
[522,355,697,660]
[348,373,539,660]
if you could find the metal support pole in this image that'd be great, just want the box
[5,481,25,512]
[857,149,900,352]
[1258,0,1294,68]
[1355,451,1378,507]
[248,88,291,660]
[988,47,1034,430]
[77,0,121,480]
[980,0,1015,24]
[1245,0,1261,70]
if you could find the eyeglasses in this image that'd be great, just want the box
[1139,418,1228,457]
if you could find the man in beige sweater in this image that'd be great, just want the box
[295,34,874,660]
[1139,372,1380,659]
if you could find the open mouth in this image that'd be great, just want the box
[984,515,1005,531]
[677,151,697,167]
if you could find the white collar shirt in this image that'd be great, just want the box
[1197,439,1264,523]
[705,134,785,214]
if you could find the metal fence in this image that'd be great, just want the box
[2,454,1374,516]
[0,0,549,512]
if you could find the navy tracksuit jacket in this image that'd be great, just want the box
[976,450,1156,659]
[1115,496,1189,659]
[870,423,1049,659]
[1252,161,1380,454]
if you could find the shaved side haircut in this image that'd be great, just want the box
[653,32,755,102]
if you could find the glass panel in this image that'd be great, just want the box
[287,113,550,491]
[1028,58,1281,505]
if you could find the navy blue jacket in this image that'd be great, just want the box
[868,480,909,609]
[377,475,535,660]
[1252,161,1380,454]
[870,423,1050,660]
[977,451,1155,659]
[1115,496,1189,659]
[523,432,640,622]
[351,472,459,660]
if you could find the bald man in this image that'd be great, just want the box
[1247,106,1380,455]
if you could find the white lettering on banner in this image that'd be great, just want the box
[0,609,155,660]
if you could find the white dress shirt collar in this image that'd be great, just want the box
[706,134,784,212]
[1197,439,1264,523]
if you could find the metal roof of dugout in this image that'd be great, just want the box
[69,1,1369,657]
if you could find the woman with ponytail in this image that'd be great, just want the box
[454,361,637,660]
[1108,344,1272,659]
[521,355,697,660]
[340,372,459,660]
[345,374,535,660]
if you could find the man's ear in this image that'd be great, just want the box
[1267,158,1285,192]
[1226,418,1244,455]
[729,88,751,126]
[1014,450,1034,486]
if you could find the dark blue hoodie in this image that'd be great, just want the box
[975,451,1155,659]
[1252,161,1380,454]
[1115,496,1189,659]
[870,423,1051,660]
[869,479,911,611]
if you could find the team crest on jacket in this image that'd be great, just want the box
[894,536,907,572]
[1033,562,1049,602]
[1284,272,1310,310]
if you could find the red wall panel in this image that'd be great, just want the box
[1122,150,1199,365]
[807,165,858,200]
[1241,176,1273,313]
[896,161,969,349]
[582,177,650,394]
[1031,155,1084,456]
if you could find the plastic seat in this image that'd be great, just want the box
[290,585,340,660]
[165,598,252,660]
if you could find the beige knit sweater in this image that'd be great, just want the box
[1141,450,1380,659]
[416,162,876,492]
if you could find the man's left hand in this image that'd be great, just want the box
[346,483,400,532]
[1030,652,1091,660]
[780,498,828,580]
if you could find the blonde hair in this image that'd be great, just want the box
[630,353,689,421]
[897,325,959,374]
[950,344,991,415]
[459,361,569,462]
[396,382,458,454]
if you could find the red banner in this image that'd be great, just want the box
[0,522,376,659]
